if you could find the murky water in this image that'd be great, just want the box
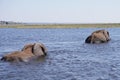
[0,28,120,80]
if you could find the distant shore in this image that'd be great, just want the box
[0,23,120,28]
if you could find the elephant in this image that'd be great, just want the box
[1,42,47,62]
[85,30,110,44]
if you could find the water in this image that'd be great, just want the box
[0,28,120,80]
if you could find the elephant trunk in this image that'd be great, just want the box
[85,35,92,43]
[41,47,47,56]
[1,56,7,61]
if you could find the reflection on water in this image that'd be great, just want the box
[0,28,120,80]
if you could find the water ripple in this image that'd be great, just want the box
[0,28,120,80]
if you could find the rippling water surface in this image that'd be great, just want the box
[0,28,120,80]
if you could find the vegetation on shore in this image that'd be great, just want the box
[0,23,120,28]
[0,21,120,28]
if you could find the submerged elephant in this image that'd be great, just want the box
[85,30,110,44]
[1,42,47,62]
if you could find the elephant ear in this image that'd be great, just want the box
[21,43,34,51]
[33,43,47,56]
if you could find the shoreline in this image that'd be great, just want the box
[0,23,120,28]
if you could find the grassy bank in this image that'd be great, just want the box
[0,23,120,28]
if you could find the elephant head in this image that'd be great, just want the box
[1,42,47,62]
[32,43,47,56]
[85,30,110,44]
